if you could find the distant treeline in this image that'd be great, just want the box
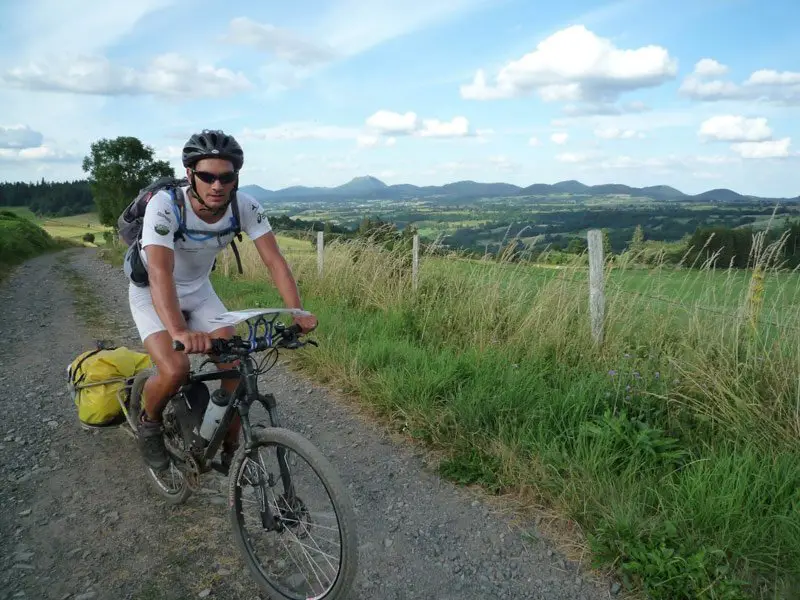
[0,179,94,217]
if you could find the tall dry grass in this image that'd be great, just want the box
[212,230,800,598]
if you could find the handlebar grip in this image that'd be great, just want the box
[172,340,185,352]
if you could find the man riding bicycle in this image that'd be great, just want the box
[127,129,317,472]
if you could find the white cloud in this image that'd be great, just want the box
[224,17,336,66]
[418,116,470,137]
[0,125,44,149]
[366,110,419,135]
[2,54,252,98]
[731,138,791,159]
[460,25,677,103]
[365,110,472,138]
[0,145,80,162]
[241,111,470,150]
[693,58,728,77]
[594,127,643,139]
[698,115,772,142]
[529,137,540,146]
[680,59,800,105]
[550,132,569,145]
[745,70,800,86]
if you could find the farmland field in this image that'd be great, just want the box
[5,207,111,246]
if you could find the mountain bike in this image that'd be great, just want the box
[123,308,358,600]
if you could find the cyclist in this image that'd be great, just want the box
[128,129,317,472]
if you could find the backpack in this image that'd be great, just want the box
[66,343,153,427]
[117,176,244,287]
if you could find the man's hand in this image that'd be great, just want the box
[292,312,318,333]
[172,330,213,354]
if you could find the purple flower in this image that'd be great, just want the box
[609,369,617,377]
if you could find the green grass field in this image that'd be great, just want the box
[207,235,800,600]
[5,207,112,246]
[0,210,78,280]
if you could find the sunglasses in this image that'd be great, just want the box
[192,169,238,185]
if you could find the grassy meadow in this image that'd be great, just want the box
[4,206,112,247]
[204,232,800,600]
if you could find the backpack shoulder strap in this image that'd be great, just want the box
[230,191,242,239]
[170,187,187,242]
[229,192,244,274]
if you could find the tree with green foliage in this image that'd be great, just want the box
[82,136,174,228]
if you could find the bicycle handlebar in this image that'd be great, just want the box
[171,322,317,355]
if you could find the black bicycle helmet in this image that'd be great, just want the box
[182,129,244,171]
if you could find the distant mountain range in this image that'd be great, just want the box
[239,175,798,204]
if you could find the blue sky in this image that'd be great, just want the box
[1,0,799,197]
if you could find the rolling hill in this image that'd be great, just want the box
[238,177,799,204]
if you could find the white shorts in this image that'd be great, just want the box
[128,279,229,342]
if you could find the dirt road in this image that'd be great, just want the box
[0,248,614,600]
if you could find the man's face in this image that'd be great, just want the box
[188,158,237,210]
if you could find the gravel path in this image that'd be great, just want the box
[0,248,615,600]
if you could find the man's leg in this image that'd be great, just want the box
[138,330,190,471]
[129,283,190,471]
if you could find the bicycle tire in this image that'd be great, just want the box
[227,427,359,600]
[129,367,193,505]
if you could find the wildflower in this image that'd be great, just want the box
[608,369,617,377]
[633,371,641,379]
[654,371,660,379]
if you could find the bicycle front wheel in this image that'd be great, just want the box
[228,427,359,600]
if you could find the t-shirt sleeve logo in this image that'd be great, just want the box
[154,223,170,236]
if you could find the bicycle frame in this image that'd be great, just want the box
[182,353,296,529]
[180,352,280,467]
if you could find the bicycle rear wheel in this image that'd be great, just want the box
[228,427,358,600]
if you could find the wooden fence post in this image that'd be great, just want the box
[587,229,605,345]
[317,231,324,277]
[412,234,419,290]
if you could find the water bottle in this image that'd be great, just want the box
[199,388,230,440]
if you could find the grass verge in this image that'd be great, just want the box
[0,210,79,282]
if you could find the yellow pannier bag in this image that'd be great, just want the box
[67,345,153,426]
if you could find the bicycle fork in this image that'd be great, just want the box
[238,387,298,532]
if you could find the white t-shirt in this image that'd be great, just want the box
[140,186,272,295]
